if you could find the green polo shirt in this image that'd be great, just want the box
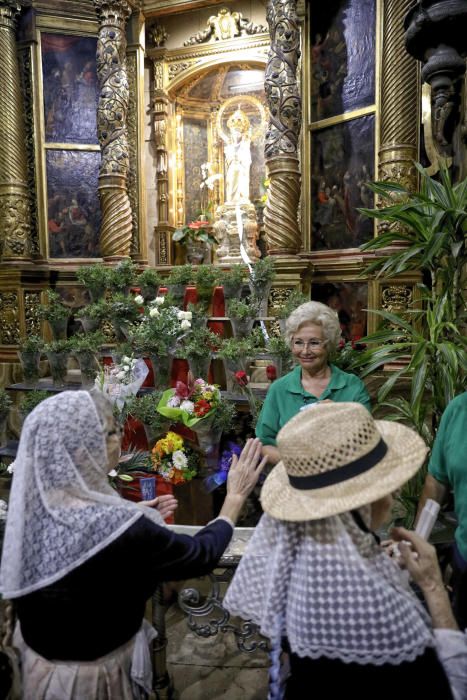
[428,392,467,560]
[255,364,371,446]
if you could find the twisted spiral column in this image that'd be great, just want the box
[264,0,302,256]
[378,0,419,194]
[95,0,133,261]
[0,1,31,262]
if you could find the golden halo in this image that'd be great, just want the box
[216,95,266,143]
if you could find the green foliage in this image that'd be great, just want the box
[0,461,11,478]
[218,265,248,294]
[69,331,106,353]
[107,259,137,293]
[19,390,50,417]
[76,265,109,295]
[44,338,71,353]
[249,257,276,291]
[108,293,141,323]
[179,327,219,359]
[18,335,44,353]
[136,269,161,300]
[211,401,236,433]
[218,337,254,361]
[194,265,219,289]
[128,305,185,355]
[173,224,218,246]
[0,389,12,417]
[266,335,292,362]
[38,290,71,322]
[227,298,259,320]
[125,393,168,430]
[167,264,193,286]
[75,299,109,321]
[276,289,309,319]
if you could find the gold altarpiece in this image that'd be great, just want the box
[0,0,430,380]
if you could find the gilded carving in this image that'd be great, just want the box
[17,46,39,257]
[183,9,267,46]
[263,0,302,256]
[126,52,139,256]
[24,291,42,337]
[148,22,168,48]
[269,286,294,313]
[95,0,133,259]
[0,292,20,345]
[378,0,419,194]
[168,62,190,79]
[0,0,31,261]
[381,285,413,314]
[157,230,168,265]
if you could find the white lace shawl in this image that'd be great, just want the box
[0,391,165,598]
[224,511,435,666]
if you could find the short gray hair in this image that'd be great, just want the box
[285,301,341,353]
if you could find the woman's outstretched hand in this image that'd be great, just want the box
[144,494,178,521]
[226,438,268,499]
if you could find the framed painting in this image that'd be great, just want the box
[311,114,375,250]
[42,33,99,145]
[310,0,376,122]
[312,281,368,342]
[46,149,101,259]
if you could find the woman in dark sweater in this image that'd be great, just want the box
[0,390,266,699]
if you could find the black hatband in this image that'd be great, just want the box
[288,438,388,490]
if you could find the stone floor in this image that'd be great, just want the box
[165,593,270,699]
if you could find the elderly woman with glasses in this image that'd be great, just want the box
[256,300,370,465]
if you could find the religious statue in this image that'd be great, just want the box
[221,107,252,204]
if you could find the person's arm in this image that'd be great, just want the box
[415,474,449,526]
[391,527,457,629]
[261,445,281,465]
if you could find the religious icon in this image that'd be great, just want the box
[221,107,252,204]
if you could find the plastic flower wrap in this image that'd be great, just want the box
[157,377,221,428]
[151,431,199,484]
[204,441,241,492]
[95,356,149,410]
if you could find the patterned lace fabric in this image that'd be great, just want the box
[0,391,165,598]
[224,511,435,666]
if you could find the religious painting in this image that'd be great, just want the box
[310,0,376,122]
[312,281,368,342]
[46,150,101,258]
[311,115,375,250]
[42,33,98,144]
[183,117,209,225]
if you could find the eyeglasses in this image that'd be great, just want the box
[292,339,327,350]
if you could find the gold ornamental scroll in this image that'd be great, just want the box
[378,0,419,198]
[94,0,133,261]
[264,0,302,256]
[0,0,31,262]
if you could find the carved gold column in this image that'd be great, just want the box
[95,0,133,262]
[264,0,302,256]
[378,0,419,194]
[0,0,31,263]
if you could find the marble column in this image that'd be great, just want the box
[264,0,302,256]
[0,0,31,263]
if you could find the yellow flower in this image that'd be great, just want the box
[204,391,213,401]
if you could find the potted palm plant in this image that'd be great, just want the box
[351,165,467,526]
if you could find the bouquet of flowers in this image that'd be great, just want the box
[95,355,149,410]
[129,299,192,355]
[151,431,199,484]
[157,377,221,428]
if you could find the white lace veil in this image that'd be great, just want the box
[0,390,164,598]
[224,511,435,666]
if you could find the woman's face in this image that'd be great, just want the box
[291,322,329,374]
[105,419,122,472]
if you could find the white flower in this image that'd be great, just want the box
[168,395,181,408]
[149,307,160,318]
[183,311,193,321]
[180,400,195,414]
[180,319,191,330]
[134,295,144,305]
[122,356,132,364]
[7,462,15,474]
[154,296,165,306]
[116,370,126,380]
[172,450,188,469]
[108,469,118,478]
[123,365,130,372]
[177,310,185,320]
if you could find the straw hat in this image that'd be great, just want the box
[260,402,428,521]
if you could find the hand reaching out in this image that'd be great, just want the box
[390,526,443,593]
[143,494,178,522]
[227,437,268,499]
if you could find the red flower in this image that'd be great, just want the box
[194,399,211,417]
[175,380,190,399]
[234,370,248,386]
[188,220,205,230]
[266,365,277,381]
[338,339,346,350]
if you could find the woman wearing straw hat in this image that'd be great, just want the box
[225,403,467,698]
[256,301,370,466]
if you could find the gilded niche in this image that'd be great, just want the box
[183,8,268,46]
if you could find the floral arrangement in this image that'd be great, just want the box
[129,300,191,355]
[173,220,218,246]
[157,377,221,428]
[38,289,71,323]
[95,356,149,410]
[151,431,199,484]
[233,370,263,426]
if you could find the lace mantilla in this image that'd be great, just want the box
[224,512,435,666]
[0,391,165,598]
